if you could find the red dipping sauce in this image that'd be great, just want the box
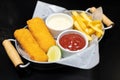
[59,33,86,51]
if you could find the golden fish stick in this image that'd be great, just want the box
[14,28,48,62]
[27,17,56,52]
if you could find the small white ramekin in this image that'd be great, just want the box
[45,13,73,39]
[56,30,88,58]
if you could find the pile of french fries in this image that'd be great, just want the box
[71,11,104,41]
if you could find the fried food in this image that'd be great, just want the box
[72,11,104,40]
[14,28,48,62]
[27,17,56,52]
[72,11,87,32]
[74,21,92,40]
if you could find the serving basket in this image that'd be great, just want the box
[2,1,114,70]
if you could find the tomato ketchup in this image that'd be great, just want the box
[59,33,86,51]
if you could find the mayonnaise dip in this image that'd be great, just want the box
[46,13,73,30]
[46,13,73,38]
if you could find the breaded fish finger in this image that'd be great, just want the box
[14,28,48,62]
[27,17,56,52]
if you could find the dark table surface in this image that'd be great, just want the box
[0,0,120,80]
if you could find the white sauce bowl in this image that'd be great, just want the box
[45,13,73,38]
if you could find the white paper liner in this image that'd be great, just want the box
[32,1,66,19]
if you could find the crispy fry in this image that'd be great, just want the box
[80,11,92,22]
[72,11,104,40]
[74,21,92,40]
[95,32,102,38]
[92,20,103,29]
[86,28,95,35]
[72,11,87,31]
[74,21,83,32]
[91,20,101,24]
[88,22,104,35]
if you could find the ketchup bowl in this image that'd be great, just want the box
[57,30,88,58]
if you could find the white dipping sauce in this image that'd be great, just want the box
[46,13,73,38]
[46,13,73,30]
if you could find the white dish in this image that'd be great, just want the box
[45,13,73,38]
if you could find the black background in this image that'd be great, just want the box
[0,0,120,80]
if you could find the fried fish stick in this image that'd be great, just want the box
[27,17,56,52]
[14,28,48,62]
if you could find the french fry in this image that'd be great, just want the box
[72,11,87,32]
[92,20,103,29]
[96,24,102,29]
[91,20,101,24]
[72,10,104,40]
[72,14,86,22]
[74,21,84,32]
[88,22,104,35]
[74,21,92,40]
[80,11,92,22]
[87,28,95,35]
[95,31,102,38]
[79,16,87,22]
